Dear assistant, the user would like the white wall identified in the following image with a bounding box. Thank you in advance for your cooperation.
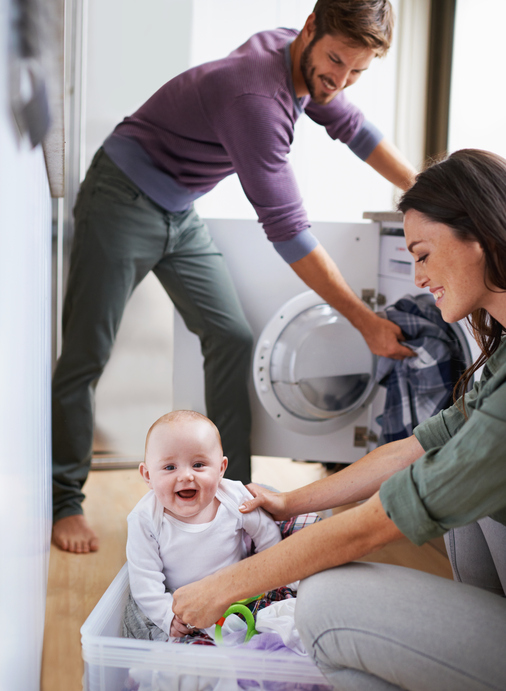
[85,0,194,167]
[85,0,191,454]
[449,0,506,157]
[0,2,52,688]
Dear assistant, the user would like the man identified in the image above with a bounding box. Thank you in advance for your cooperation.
[52,0,416,553]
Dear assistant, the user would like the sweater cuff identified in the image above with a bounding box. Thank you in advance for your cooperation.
[273,228,319,263]
[347,120,384,161]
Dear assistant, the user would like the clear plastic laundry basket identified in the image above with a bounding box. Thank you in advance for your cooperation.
[81,564,332,691]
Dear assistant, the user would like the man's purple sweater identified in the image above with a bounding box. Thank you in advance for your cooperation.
[103,28,383,263]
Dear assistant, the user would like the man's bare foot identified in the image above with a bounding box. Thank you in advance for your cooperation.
[52,514,99,553]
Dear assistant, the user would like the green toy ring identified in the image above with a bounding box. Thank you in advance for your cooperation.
[214,603,259,644]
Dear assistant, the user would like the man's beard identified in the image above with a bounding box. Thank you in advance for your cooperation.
[300,40,319,102]
[300,39,340,106]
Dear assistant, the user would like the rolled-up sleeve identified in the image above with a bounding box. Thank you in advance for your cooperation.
[380,382,506,545]
[414,409,455,451]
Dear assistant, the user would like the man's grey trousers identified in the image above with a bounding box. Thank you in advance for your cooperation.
[52,149,253,521]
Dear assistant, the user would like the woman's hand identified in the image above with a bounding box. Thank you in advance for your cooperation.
[173,493,404,633]
[172,572,230,631]
[239,483,291,521]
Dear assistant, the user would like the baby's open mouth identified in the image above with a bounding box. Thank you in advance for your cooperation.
[177,489,197,499]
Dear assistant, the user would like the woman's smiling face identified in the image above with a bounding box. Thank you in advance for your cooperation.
[404,209,489,323]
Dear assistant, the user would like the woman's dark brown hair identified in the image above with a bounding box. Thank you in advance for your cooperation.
[398,149,506,405]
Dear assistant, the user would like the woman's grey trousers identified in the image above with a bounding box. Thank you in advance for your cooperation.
[296,518,506,690]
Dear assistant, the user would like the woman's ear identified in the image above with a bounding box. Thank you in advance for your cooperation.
[139,462,153,488]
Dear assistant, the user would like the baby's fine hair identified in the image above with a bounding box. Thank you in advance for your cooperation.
[145,410,223,456]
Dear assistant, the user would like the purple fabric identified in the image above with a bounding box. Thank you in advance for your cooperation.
[103,133,202,213]
[240,634,330,690]
[103,28,381,257]
[245,631,294,654]
[348,119,384,161]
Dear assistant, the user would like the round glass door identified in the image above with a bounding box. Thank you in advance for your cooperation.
[269,304,376,421]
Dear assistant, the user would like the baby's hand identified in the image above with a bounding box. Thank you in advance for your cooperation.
[239,483,290,521]
[170,614,192,638]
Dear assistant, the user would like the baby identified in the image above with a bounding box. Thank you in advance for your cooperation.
[124,410,282,639]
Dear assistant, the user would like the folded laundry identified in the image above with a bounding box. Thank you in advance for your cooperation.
[375,294,467,443]
[254,599,306,655]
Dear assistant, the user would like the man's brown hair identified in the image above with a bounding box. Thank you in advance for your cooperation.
[312,0,394,56]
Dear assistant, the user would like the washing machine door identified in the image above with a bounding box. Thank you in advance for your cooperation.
[253,291,378,435]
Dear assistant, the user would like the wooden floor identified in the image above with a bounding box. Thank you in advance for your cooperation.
[41,458,452,691]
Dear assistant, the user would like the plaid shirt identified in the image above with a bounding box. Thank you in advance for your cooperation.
[375,294,468,443]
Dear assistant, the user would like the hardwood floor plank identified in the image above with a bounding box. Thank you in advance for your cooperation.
[41,469,148,691]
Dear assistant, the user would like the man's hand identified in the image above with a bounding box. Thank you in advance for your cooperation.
[173,573,229,631]
[361,313,414,360]
[239,483,290,521]
[289,246,414,361]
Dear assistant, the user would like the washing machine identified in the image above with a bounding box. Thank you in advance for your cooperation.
[173,216,477,463]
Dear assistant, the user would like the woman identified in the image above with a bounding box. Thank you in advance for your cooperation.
[173,149,506,691]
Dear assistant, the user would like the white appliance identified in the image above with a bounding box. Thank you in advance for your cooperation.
[173,217,477,463]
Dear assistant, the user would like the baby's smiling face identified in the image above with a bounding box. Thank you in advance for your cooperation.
[140,418,228,524]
